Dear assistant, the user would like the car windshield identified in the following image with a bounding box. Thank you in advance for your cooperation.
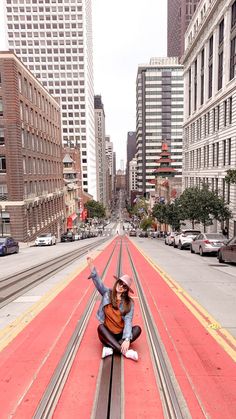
[38,234,51,238]
[206,234,224,240]
[185,231,200,236]
[0,237,6,243]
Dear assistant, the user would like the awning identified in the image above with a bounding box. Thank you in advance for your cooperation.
[67,212,78,228]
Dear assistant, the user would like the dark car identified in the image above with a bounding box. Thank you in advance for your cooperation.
[61,231,75,242]
[0,236,19,256]
[218,236,236,263]
[139,230,148,238]
[129,229,137,237]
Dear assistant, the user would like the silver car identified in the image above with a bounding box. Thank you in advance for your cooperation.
[190,233,226,256]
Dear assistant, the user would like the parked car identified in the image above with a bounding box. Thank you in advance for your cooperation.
[129,229,137,237]
[61,231,75,242]
[191,233,226,256]
[218,236,236,263]
[139,230,148,238]
[174,229,201,250]
[165,232,177,246]
[0,236,19,256]
[35,233,56,246]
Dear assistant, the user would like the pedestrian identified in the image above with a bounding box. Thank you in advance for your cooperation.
[87,257,141,361]
[222,226,228,238]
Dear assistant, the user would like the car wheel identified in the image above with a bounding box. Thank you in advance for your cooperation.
[178,242,183,250]
[199,247,205,257]
[218,251,225,263]
[2,247,7,256]
[173,242,177,248]
[190,246,194,253]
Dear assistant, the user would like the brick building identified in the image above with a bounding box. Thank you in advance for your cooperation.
[0,51,65,242]
[168,0,200,58]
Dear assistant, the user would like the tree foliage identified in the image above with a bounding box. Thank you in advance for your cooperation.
[132,198,148,219]
[152,185,232,232]
[84,200,106,219]
[225,169,236,184]
[140,217,154,231]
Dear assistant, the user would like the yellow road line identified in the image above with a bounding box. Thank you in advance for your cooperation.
[132,241,236,362]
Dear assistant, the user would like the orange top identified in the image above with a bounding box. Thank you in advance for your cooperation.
[104,303,124,334]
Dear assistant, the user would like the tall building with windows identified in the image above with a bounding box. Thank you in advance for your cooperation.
[0,51,65,242]
[3,0,96,198]
[136,57,183,196]
[94,95,107,207]
[182,0,236,236]
[168,0,200,58]
[126,131,136,195]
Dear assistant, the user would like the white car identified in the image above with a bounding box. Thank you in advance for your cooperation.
[174,229,201,250]
[35,233,56,246]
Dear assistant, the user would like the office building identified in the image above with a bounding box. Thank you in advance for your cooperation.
[3,0,96,198]
[94,95,107,207]
[168,0,200,58]
[136,57,184,196]
[182,0,236,236]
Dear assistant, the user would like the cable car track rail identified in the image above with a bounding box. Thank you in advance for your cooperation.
[0,237,109,309]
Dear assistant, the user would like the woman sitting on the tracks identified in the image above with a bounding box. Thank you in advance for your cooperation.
[87,257,141,361]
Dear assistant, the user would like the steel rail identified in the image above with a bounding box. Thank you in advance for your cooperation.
[93,236,123,419]
[127,244,188,419]
[33,240,118,419]
[0,237,109,309]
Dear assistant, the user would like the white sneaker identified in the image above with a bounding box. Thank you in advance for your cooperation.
[102,347,113,358]
[124,349,138,361]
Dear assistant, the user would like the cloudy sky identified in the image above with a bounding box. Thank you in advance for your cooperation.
[93,0,167,169]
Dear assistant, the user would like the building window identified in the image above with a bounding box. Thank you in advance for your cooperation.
[0,156,6,172]
[229,97,233,124]
[224,100,227,126]
[228,138,231,165]
[230,36,236,80]
[218,52,223,90]
[223,139,226,165]
[0,98,3,116]
[0,128,4,145]
[231,1,236,29]
[217,105,220,130]
[200,48,204,105]
[194,59,197,111]
[188,68,191,116]
[208,35,213,98]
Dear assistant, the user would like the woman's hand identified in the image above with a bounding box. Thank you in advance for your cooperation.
[87,256,95,271]
[121,339,130,355]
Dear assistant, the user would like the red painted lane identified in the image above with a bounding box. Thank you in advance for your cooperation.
[53,240,120,418]
[0,239,118,418]
[121,239,164,418]
[127,239,236,419]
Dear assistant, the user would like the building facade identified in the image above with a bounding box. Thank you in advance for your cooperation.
[136,57,184,196]
[126,131,136,196]
[129,157,137,196]
[168,0,200,58]
[3,0,96,198]
[182,0,236,236]
[0,52,64,242]
[62,147,82,231]
[94,95,107,207]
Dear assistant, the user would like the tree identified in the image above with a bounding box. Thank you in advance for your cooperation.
[165,200,183,231]
[132,198,148,220]
[152,203,168,225]
[84,200,106,219]
[140,217,153,231]
[225,169,236,184]
[178,185,232,231]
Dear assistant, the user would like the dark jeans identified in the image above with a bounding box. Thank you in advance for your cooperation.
[97,324,142,353]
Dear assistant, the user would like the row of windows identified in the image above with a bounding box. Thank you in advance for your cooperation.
[23,156,61,176]
[188,2,236,115]
[23,179,63,200]
[7,6,82,13]
[185,139,231,170]
[185,96,233,143]
[21,130,61,158]
[20,102,60,140]
[9,39,83,47]
[18,73,59,122]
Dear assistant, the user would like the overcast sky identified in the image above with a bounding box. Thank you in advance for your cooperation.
[92,0,167,169]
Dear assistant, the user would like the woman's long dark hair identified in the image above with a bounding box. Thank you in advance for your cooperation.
[110,280,133,315]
